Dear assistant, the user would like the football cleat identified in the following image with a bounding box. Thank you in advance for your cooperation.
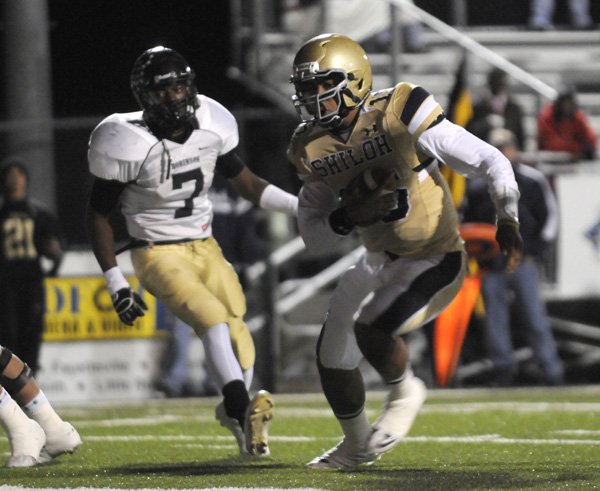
[5,418,46,468]
[37,421,82,463]
[215,401,247,455]
[367,375,427,456]
[244,390,274,456]
[307,438,379,469]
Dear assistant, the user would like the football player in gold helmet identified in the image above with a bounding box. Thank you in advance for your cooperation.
[288,33,523,468]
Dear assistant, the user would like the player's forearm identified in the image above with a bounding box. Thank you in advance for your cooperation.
[86,208,118,272]
[297,182,346,253]
[231,166,298,215]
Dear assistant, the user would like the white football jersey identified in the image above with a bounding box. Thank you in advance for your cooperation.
[88,95,238,241]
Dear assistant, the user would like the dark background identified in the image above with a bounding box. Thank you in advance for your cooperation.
[4,1,599,247]
[47,1,600,118]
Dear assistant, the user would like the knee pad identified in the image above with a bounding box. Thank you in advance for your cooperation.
[0,363,33,395]
[316,320,362,370]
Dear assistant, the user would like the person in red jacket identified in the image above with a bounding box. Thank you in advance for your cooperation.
[537,90,597,161]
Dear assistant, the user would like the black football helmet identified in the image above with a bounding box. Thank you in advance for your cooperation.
[130,46,199,132]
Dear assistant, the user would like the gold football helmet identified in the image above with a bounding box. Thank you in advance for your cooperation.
[290,33,372,127]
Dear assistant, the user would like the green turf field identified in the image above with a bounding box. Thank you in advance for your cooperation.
[1,386,600,490]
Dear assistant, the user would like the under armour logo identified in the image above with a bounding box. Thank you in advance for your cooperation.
[362,123,378,137]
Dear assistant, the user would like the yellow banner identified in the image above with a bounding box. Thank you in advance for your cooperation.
[43,276,157,341]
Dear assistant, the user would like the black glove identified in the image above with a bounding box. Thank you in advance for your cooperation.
[111,288,148,325]
[496,219,524,272]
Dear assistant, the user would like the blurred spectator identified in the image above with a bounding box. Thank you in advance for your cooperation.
[537,89,597,161]
[462,129,564,386]
[368,0,426,53]
[529,0,594,30]
[467,68,526,151]
[154,174,266,398]
[0,158,64,375]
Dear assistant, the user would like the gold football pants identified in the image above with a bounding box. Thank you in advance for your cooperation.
[131,237,255,370]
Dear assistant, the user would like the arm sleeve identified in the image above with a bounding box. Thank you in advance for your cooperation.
[215,150,245,178]
[417,119,520,222]
[88,178,127,215]
[297,179,346,253]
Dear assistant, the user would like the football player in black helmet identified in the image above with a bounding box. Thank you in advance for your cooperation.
[87,45,299,457]
[130,46,199,142]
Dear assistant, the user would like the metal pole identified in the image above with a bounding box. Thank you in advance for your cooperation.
[3,0,55,211]
[451,0,468,27]
[230,0,242,70]
[251,0,266,79]
[389,4,402,86]
[319,0,328,34]
[262,255,279,392]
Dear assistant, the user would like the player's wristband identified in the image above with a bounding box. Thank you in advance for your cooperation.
[329,207,354,236]
[259,184,298,216]
[103,266,130,296]
[497,218,520,229]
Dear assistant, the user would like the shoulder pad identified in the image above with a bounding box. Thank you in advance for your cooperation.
[196,95,239,154]
[368,87,395,106]
[391,83,442,135]
[88,113,155,182]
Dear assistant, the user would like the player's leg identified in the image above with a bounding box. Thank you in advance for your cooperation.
[131,239,272,456]
[307,255,379,469]
[0,346,81,465]
[0,383,45,467]
[357,251,466,456]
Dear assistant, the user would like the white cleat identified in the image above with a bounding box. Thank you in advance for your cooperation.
[244,390,274,456]
[215,401,248,455]
[6,418,46,468]
[367,375,427,456]
[37,421,82,463]
[307,438,379,469]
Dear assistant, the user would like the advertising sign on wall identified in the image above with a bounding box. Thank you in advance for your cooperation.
[36,276,167,403]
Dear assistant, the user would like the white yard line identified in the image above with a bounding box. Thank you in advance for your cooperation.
[73,401,600,428]
[0,487,325,491]
[80,433,600,446]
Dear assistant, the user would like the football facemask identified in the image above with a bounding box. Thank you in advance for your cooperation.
[291,70,349,127]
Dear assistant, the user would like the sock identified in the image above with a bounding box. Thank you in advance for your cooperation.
[222,380,250,429]
[243,367,254,391]
[338,407,371,446]
[202,323,244,390]
[0,388,10,410]
[388,367,414,400]
[22,390,63,433]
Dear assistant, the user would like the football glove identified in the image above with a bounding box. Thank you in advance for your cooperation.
[340,170,398,227]
[111,288,148,325]
[495,219,524,272]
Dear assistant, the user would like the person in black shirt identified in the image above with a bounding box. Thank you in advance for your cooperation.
[0,158,63,375]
